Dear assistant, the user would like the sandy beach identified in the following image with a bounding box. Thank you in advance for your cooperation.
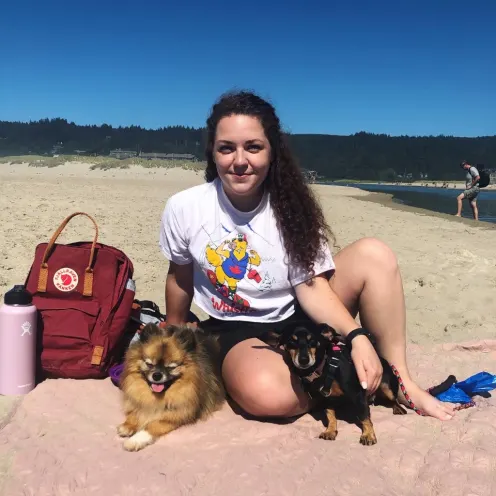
[0,162,495,495]
[1,161,494,344]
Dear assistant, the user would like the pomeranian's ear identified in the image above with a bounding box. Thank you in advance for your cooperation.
[317,323,337,340]
[173,326,198,353]
[140,323,163,343]
[262,331,282,348]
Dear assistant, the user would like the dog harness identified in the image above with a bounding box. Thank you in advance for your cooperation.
[300,328,375,398]
[301,339,345,398]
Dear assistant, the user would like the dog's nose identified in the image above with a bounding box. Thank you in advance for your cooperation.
[152,372,164,382]
[299,354,310,366]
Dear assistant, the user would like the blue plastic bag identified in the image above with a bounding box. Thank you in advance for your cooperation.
[436,372,496,404]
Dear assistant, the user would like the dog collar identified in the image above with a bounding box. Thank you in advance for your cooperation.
[303,358,327,384]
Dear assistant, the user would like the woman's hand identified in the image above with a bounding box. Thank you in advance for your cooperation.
[350,335,383,395]
[295,275,384,394]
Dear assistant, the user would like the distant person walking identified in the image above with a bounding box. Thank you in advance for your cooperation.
[456,160,480,220]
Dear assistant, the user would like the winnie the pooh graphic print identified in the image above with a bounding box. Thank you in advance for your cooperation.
[205,232,263,308]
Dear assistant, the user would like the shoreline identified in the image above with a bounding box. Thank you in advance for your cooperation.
[351,189,496,230]
[324,180,496,191]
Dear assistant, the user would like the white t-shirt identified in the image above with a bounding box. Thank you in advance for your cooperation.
[159,178,335,322]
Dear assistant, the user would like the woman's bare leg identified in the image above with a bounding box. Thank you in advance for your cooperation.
[222,338,311,418]
[221,237,455,420]
[329,237,455,420]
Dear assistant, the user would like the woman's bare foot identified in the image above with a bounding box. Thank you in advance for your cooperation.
[399,380,456,420]
[455,213,461,217]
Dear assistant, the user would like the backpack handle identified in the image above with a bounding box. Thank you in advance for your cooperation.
[37,212,99,296]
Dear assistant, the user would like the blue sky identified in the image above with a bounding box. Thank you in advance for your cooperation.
[0,0,494,136]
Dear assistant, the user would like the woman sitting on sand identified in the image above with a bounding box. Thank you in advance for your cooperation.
[159,91,455,421]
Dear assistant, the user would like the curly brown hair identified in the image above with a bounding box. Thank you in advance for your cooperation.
[205,91,335,279]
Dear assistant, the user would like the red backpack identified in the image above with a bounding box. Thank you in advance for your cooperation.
[25,212,135,380]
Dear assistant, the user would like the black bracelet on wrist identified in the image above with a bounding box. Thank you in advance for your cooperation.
[345,328,375,350]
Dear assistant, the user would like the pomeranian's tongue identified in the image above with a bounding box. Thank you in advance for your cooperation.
[151,383,165,393]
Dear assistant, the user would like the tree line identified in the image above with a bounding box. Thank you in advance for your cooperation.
[0,118,494,180]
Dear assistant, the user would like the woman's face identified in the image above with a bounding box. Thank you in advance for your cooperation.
[213,114,271,209]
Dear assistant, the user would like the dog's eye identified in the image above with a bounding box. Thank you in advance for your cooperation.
[166,363,178,370]
[144,358,154,368]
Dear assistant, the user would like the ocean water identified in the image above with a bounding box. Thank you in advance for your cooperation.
[325,183,496,224]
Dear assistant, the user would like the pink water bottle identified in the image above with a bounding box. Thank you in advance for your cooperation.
[0,285,37,395]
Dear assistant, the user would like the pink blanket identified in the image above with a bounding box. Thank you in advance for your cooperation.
[1,341,495,496]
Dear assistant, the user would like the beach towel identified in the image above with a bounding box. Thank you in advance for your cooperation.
[0,339,495,495]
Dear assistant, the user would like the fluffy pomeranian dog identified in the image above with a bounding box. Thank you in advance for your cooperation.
[117,323,225,451]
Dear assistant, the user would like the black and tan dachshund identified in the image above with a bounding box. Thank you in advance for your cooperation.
[264,321,407,445]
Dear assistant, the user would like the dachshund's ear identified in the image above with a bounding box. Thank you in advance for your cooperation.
[262,331,282,348]
[140,323,164,343]
[317,323,338,340]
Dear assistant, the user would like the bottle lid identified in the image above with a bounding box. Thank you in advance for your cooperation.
[4,285,33,306]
